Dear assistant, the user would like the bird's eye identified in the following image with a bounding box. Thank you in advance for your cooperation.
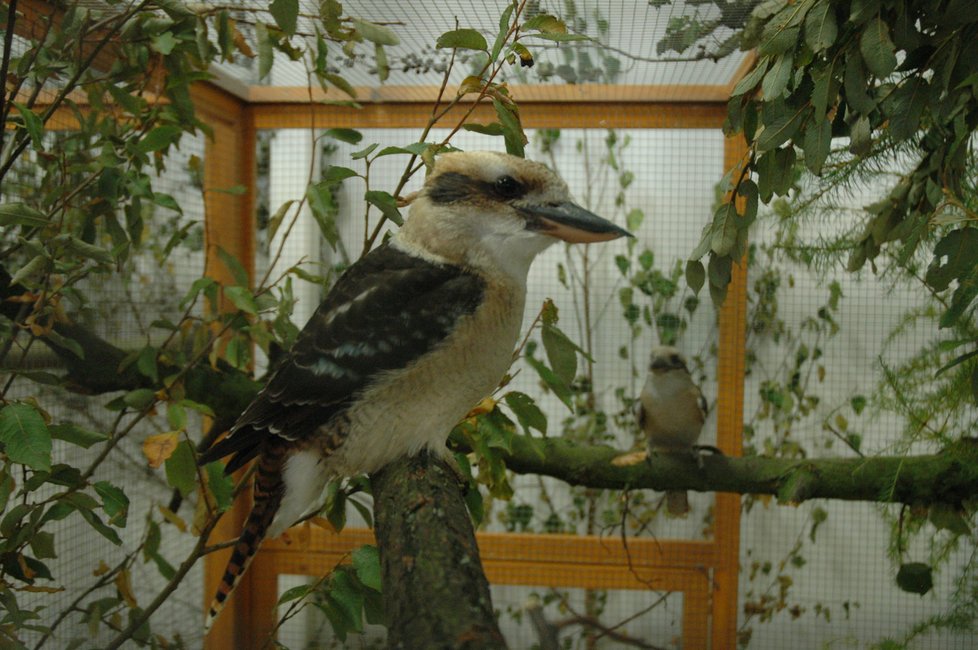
[494,175,522,198]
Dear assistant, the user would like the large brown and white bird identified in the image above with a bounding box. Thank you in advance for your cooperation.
[637,345,708,516]
[198,150,630,629]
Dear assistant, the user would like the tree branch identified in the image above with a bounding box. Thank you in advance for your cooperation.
[372,452,507,649]
[497,433,978,507]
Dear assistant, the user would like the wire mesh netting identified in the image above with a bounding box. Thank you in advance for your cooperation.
[3,1,978,649]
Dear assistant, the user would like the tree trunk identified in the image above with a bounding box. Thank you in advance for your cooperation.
[372,451,507,650]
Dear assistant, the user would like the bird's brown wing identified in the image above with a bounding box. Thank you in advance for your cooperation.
[198,242,485,472]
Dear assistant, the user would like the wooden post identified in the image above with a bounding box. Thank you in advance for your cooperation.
[712,133,750,648]
[191,82,257,650]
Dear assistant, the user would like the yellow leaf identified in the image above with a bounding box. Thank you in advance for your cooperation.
[115,568,138,608]
[310,516,337,533]
[293,521,312,551]
[457,75,485,96]
[93,560,111,576]
[18,585,64,593]
[192,484,215,536]
[158,505,187,532]
[465,396,496,420]
[142,432,180,468]
[611,450,648,467]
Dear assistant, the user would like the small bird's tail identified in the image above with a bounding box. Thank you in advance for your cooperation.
[204,448,286,632]
[666,490,690,517]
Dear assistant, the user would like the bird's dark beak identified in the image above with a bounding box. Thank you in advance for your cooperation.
[517,201,633,244]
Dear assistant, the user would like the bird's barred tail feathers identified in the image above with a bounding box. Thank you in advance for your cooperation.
[204,445,286,632]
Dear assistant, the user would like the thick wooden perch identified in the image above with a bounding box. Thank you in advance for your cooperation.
[372,452,507,649]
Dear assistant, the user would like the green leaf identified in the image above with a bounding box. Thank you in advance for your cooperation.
[503,391,547,435]
[929,503,971,536]
[0,470,15,513]
[136,346,159,383]
[859,18,897,78]
[436,28,488,51]
[49,423,108,449]
[802,118,832,175]
[972,366,978,406]
[204,462,234,512]
[12,102,43,150]
[328,570,365,634]
[256,22,273,80]
[123,388,156,411]
[137,125,182,153]
[77,506,122,545]
[350,143,379,160]
[492,99,525,157]
[925,229,978,291]
[686,259,706,294]
[761,53,793,99]
[525,354,573,410]
[758,7,802,57]
[374,43,389,82]
[491,3,515,60]
[811,62,836,120]
[364,190,403,226]
[352,545,381,591]
[217,246,250,288]
[804,2,837,52]
[731,59,769,97]
[224,286,259,315]
[708,253,732,305]
[60,235,114,265]
[151,32,178,55]
[896,562,933,595]
[10,254,48,287]
[324,480,346,532]
[324,128,363,144]
[30,531,56,559]
[756,101,806,152]
[94,481,129,527]
[710,203,739,256]
[0,403,52,472]
[523,14,567,33]
[461,122,505,136]
[164,440,196,498]
[886,77,928,142]
[270,0,298,35]
[0,203,48,228]
[541,323,580,384]
[307,181,340,247]
[278,584,314,605]
[322,166,359,184]
[352,18,399,45]
[844,51,876,114]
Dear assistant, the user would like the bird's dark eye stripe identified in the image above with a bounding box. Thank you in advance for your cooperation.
[427,171,529,204]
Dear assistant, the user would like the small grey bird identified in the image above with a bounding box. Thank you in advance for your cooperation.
[198,150,630,629]
[637,345,707,516]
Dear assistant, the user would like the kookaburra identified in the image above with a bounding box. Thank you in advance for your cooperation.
[199,150,630,629]
[638,345,707,516]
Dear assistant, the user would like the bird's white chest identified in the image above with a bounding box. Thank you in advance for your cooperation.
[322,281,525,476]
[641,378,703,450]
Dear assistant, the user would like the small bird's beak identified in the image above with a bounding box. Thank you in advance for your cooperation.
[517,201,633,244]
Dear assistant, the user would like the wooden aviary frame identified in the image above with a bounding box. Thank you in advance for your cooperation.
[195,73,753,650]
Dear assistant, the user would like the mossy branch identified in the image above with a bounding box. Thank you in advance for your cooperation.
[498,434,978,507]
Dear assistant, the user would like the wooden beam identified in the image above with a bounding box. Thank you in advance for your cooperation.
[711,132,750,650]
[244,82,736,105]
[249,101,727,131]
